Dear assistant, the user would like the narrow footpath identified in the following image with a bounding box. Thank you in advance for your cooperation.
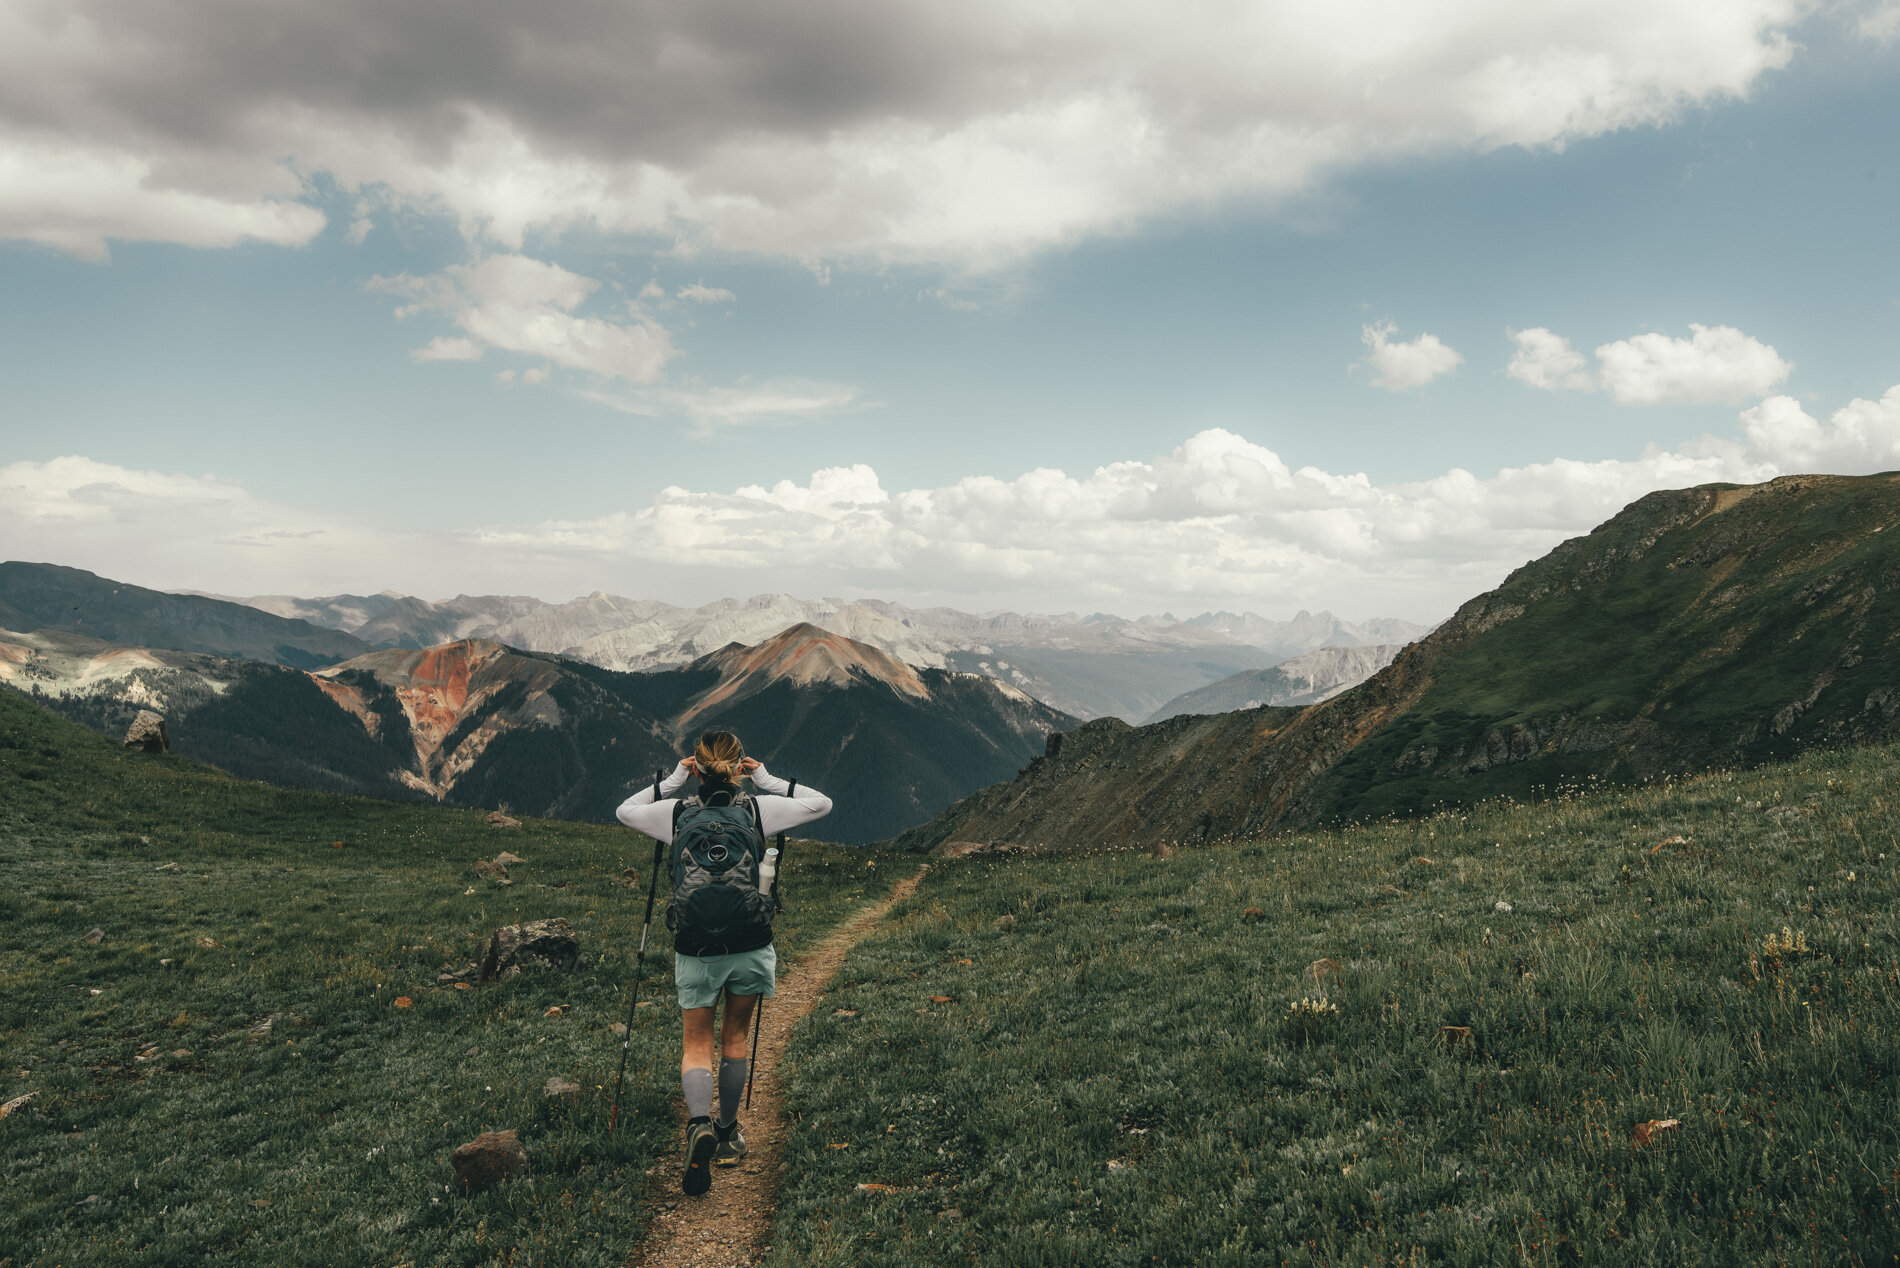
[626,867,927,1268]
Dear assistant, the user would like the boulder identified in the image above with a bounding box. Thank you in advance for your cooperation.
[478,918,581,983]
[473,859,511,884]
[487,812,522,829]
[451,1129,529,1192]
[494,851,525,866]
[80,927,104,944]
[122,711,169,754]
[543,1076,581,1099]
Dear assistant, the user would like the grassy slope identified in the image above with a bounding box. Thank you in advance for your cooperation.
[1313,476,1900,823]
[768,747,1900,1266]
[0,690,890,1267]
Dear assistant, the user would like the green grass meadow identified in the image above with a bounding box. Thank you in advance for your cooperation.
[767,752,1900,1266]
[0,690,890,1267]
[12,684,1900,1267]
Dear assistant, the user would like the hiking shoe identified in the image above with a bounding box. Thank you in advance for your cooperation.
[682,1119,718,1196]
[714,1119,748,1166]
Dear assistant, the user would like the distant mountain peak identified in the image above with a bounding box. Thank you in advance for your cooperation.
[679,622,931,732]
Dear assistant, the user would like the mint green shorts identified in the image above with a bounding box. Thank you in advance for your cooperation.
[673,945,776,1011]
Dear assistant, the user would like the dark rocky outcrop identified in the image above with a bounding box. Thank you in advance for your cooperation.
[451,1129,529,1192]
[122,710,168,753]
[478,918,581,982]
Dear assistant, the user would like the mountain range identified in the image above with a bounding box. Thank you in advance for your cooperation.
[896,472,1900,853]
[1142,643,1406,724]
[215,587,1429,721]
[2,619,1074,844]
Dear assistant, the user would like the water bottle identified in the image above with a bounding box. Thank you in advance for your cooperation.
[759,847,779,894]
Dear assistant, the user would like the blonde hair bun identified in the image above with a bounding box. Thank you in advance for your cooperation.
[694,730,745,781]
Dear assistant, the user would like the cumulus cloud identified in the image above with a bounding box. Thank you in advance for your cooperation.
[0,0,1807,266]
[1505,327,1594,391]
[461,388,1900,613]
[1359,322,1463,392]
[1595,324,1793,405]
[1506,323,1792,404]
[472,389,1900,613]
[373,254,675,383]
[15,386,1900,614]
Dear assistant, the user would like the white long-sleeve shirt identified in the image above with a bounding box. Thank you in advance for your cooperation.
[615,761,833,843]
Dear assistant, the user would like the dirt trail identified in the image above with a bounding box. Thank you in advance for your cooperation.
[627,867,927,1268]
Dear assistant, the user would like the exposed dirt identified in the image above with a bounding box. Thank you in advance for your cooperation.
[626,868,927,1268]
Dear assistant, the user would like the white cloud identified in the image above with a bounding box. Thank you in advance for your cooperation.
[0,455,444,594]
[0,136,324,262]
[465,384,1900,614]
[1359,322,1464,392]
[578,378,862,433]
[1507,323,1793,404]
[15,385,1900,615]
[677,283,736,305]
[1594,323,1792,405]
[1741,386,1900,470]
[1505,327,1594,391]
[1860,1,1900,44]
[373,254,676,384]
[0,0,1807,267]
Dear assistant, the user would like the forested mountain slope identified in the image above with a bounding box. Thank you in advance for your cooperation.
[6,622,1074,843]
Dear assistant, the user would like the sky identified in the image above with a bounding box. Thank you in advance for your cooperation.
[2,0,1898,623]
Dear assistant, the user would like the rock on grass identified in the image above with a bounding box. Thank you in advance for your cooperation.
[451,1129,530,1192]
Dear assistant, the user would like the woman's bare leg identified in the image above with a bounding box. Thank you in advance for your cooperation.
[681,1006,717,1075]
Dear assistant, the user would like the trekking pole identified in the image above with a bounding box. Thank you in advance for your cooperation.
[609,772,668,1136]
[746,780,793,1112]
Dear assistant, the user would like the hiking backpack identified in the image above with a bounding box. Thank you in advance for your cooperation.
[665,790,774,945]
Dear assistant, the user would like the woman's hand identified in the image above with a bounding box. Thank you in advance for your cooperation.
[739,757,761,775]
[680,756,699,775]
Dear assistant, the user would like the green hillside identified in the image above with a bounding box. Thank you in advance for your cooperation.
[1313,474,1900,823]
[769,746,1900,1265]
[0,689,884,1267]
[899,473,1900,854]
[0,561,370,669]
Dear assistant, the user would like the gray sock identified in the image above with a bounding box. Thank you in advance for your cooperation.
[683,1067,714,1121]
[716,1057,748,1126]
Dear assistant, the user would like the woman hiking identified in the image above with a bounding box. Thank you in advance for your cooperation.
[616,730,833,1196]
